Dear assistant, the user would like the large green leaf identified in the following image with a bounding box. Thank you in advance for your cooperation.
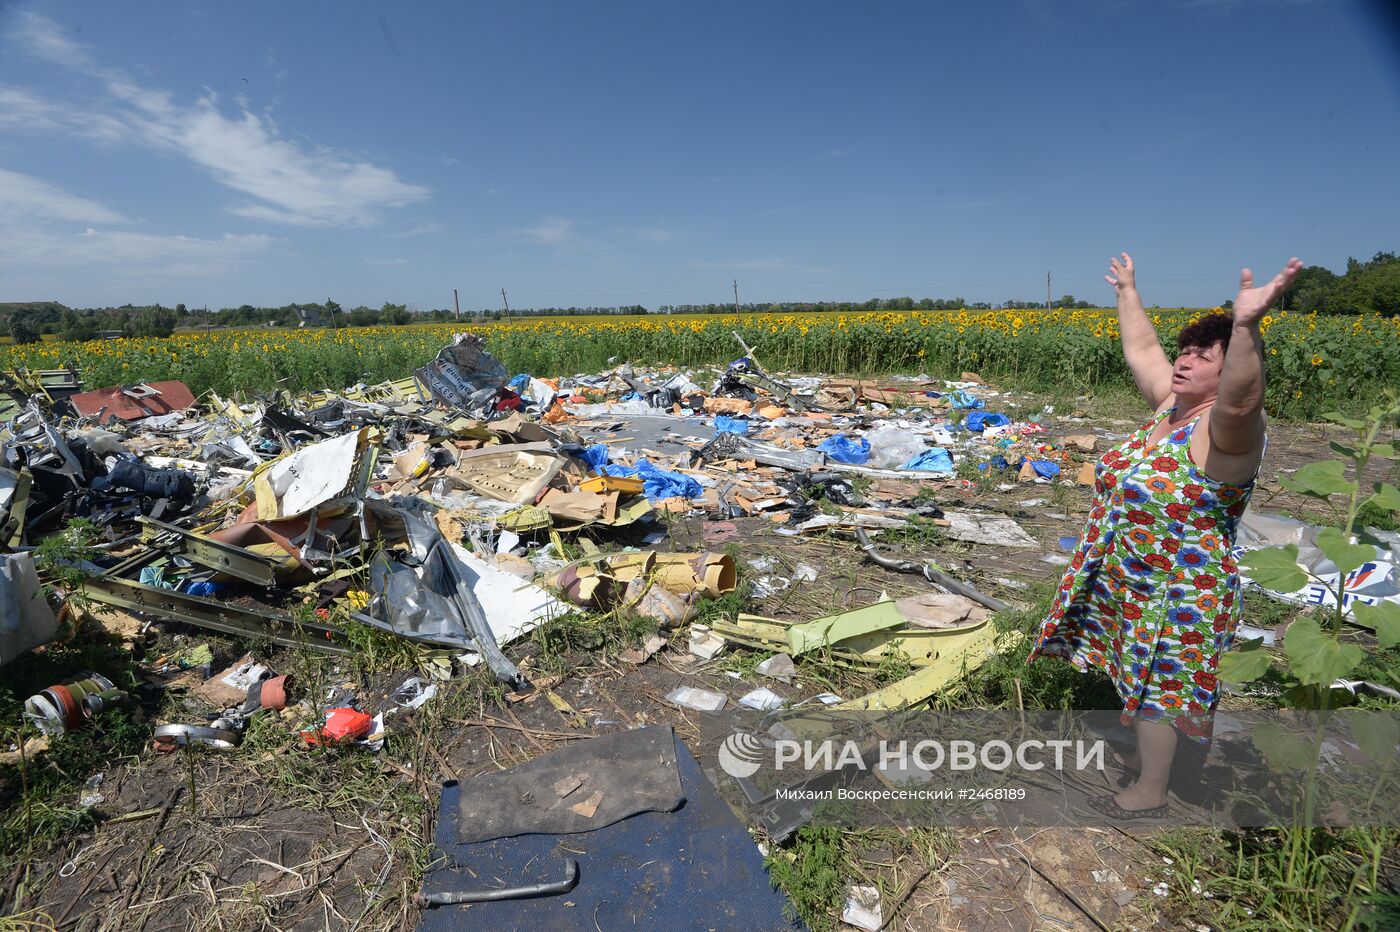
[1353,601,1400,650]
[1347,711,1400,765]
[1252,722,1316,772]
[1368,482,1400,512]
[1219,638,1272,684]
[1321,412,1366,430]
[1281,460,1357,499]
[1314,527,1377,577]
[1240,544,1308,592]
[1369,442,1396,459]
[1284,617,1363,687]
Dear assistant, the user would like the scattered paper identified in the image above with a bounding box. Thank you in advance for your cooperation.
[842,885,883,931]
[738,687,786,710]
[665,686,727,712]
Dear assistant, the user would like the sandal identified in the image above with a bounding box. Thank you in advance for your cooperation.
[1076,793,1168,823]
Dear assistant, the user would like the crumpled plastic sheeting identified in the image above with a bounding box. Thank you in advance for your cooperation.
[363,499,526,688]
[818,433,871,465]
[0,553,59,668]
[584,444,703,501]
[902,448,955,473]
[582,443,612,472]
[602,460,704,502]
[948,390,985,409]
[965,411,1010,433]
[713,416,750,435]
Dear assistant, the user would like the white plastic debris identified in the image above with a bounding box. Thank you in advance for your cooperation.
[79,772,105,809]
[664,686,727,712]
[738,687,786,711]
[688,624,726,660]
[1152,881,1170,897]
[841,885,883,931]
[755,653,796,683]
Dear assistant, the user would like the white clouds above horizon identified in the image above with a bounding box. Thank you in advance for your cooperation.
[3,13,429,228]
[0,227,273,276]
[0,167,128,224]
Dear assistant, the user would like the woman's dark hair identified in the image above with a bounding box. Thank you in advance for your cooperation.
[1176,313,1234,352]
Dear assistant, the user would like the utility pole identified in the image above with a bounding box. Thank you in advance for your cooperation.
[500,288,510,320]
[204,304,210,337]
[453,288,460,321]
[1046,272,1052,310]
[732,279,740,315]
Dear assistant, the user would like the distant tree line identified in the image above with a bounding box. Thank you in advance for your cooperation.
[1277,252,1400,315]
[3,252,1394,344]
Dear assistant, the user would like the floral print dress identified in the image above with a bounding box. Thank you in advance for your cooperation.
[1028,407,1257,742]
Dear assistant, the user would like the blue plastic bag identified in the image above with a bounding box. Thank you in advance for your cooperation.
[598,459,702,501]
[638,460,703,501]
[1023,459,1061,479]
[964,411,1010,432]
[948,391,984,410]
[978,455,1013,472]
[713,416,749,436]
[508,373,531,392]
[818,433,871,465]
[902,448,954,473]
[581,444,611,472]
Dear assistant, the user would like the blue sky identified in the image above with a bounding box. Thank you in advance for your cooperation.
[1,1,1397,311]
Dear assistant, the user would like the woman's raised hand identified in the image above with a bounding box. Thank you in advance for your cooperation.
[1232,258,1304,327]
[1105,253,1136,294]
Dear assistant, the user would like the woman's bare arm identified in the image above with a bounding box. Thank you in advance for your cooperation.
[1106,253,1174,409]
[1209,259,1303,454]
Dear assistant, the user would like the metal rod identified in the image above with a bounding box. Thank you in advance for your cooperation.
[854,529,1010,613]
[415,858,579,907]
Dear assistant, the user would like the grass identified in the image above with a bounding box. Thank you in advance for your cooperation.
[0,638,151,874]
[765,825,955,931]
[1152,826,1400,931]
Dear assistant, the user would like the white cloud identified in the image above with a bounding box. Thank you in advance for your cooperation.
[512,216,576,246]
[0,85,131,144]
[0,227,273,276]
[4,13,429,227]
[0,167,128,223]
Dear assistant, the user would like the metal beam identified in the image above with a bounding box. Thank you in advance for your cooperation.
[137,516,286,586]
[81,573,353,655]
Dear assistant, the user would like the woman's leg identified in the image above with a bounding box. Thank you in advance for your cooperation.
[1115,718,1177,810]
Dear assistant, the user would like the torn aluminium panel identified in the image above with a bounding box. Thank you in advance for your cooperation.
[1236,510,1400,621]
[413,333,509,413]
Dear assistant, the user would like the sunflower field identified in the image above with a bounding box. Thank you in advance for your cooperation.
[3,308,1396,419]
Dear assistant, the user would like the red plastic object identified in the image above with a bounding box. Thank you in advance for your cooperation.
[301,707,373,745]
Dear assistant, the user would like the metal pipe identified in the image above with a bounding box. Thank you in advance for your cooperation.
[414,858,579,907]
[854,529,1010,613]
